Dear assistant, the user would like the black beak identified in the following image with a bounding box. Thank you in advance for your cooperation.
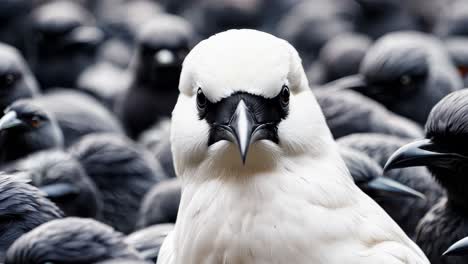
[40,183,80,199]
[365,177,425,199]
[383,139,468,172]
[323,74,368,93]
[443,237,468,256]
[0,111,23,130]
[210,100,278,164]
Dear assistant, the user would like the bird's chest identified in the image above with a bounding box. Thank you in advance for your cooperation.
[174,177,360,264]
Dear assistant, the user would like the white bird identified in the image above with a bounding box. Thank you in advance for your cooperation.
[158,29,429,264]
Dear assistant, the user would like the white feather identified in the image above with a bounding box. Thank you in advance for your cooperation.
[159,29,429,264]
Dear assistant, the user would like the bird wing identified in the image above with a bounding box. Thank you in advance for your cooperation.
[353,191,430,264]
[156,230,175,264]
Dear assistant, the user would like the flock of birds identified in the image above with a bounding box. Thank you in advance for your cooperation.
[1,0,468,263]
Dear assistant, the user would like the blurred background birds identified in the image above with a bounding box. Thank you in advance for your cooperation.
[0,0,465,263]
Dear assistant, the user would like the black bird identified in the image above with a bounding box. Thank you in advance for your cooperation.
[326,31,463,125]
[0,43,39,113]
[116,14,194,138]
[0,175,63,261]
[28,0,104,89]
[116,15,194,138]
[314,89,424,139]
[139,119,176,178]
[35,90,124,146]
[5,217,143,264]
[353,0,422,39]
[0,89,123,159]
[0,0,34,53]
[11,150,102,218]
[185,0,263,38]
[384,89,468,263]
[308,33,372,84]
[338,133,444,237]
[0,100,63,165]
[339,146,427,235]
[137,178,181,228]
[69,133,166,233]
[276,0,359,66]
[125,223,174,263]
[339,146,424,200]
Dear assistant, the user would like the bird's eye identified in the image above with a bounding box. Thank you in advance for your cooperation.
[3,73,16,87]
[30,116,41,128]
[280,85,290,108]
[197,88,207,111]
[400,75,412,86]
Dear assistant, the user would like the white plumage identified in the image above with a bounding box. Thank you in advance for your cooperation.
[158,29,429,264]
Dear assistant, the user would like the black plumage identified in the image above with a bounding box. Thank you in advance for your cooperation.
[137,178,181,228]
[0,100,64,165]
[327,31,463,125]
[0,90,123,163]
[338,133,444,237]
[27,0,104,89]
[5,217,142,264]
[93,0,163,45]
[315,89,424,139]
[308,33,372,84]
[77,60,130,110]
[116,14,194,138]
[0,175,63,262]
[11,150,102,218]
[276,0,358,66]
[0,43,39,113]
[340,147,425,228]
[0,0,34,53]
[139,119,176,179]
[69,133,166,233]
[339,146,422,199]
[354,0,422,39]
[387,89,468,264]
[433,1,468,38]
[185,0,264,38]
[125,223,174,263]
[35,90,124,146]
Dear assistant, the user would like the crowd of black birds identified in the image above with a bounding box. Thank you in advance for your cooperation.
[1,0,468,263]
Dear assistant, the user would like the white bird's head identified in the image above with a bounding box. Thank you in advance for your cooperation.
[171,29,337,179]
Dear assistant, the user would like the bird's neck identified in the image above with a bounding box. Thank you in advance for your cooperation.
[179,150,355,208]
[432,168,468,211]
[0,130,62,164]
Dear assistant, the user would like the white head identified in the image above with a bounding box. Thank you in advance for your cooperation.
[171,29,338,181]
